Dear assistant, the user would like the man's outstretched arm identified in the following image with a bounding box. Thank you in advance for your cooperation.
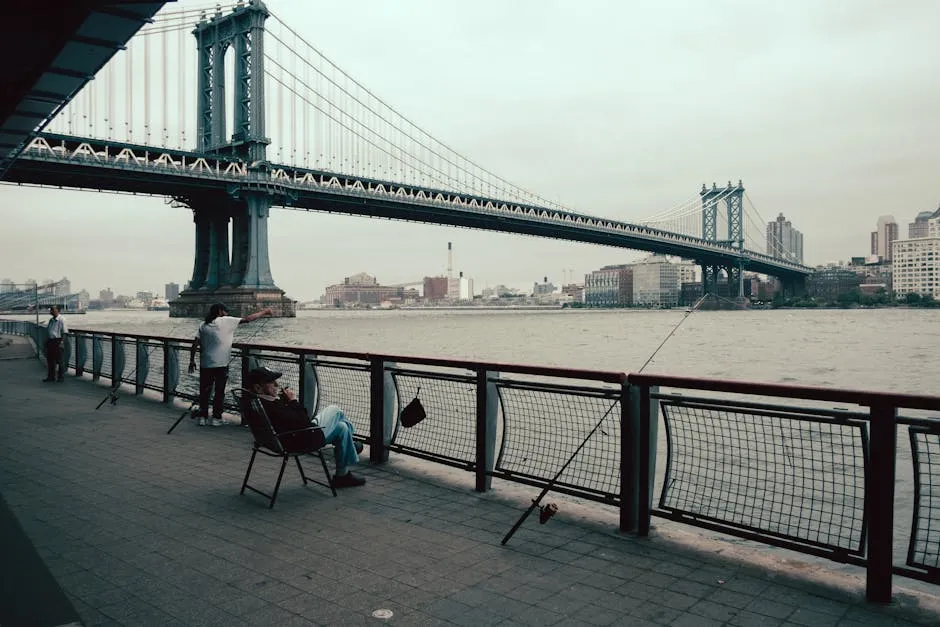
[239,307,274,324]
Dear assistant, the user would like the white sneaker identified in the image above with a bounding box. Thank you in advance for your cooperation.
[211,418,225,427]
[197,418,208,426]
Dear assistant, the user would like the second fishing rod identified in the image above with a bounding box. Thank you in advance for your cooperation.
[501,293,709,546]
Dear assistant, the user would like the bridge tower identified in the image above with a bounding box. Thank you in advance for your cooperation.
[171,0,295,318]
[698,180,746,303]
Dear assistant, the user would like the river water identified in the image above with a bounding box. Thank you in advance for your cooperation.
[13,307,940,587]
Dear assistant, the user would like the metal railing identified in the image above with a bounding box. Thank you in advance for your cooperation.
[2,318,938,603]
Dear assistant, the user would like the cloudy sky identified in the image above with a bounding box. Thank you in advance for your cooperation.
[2,0,938,301]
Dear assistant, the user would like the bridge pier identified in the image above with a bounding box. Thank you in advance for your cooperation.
[171,193,295,319]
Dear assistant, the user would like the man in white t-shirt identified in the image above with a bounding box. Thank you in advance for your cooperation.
[42,305,68,383]
[188,302,272,426]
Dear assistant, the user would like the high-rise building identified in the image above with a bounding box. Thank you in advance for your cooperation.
[908,204,940,239]
[165,282,180,300]
[893,215,940,299]
[870,215,899,262]
[766,213,804,264]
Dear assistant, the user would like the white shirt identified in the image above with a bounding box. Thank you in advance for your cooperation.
[196,315,242,368]
[46,315,68,339]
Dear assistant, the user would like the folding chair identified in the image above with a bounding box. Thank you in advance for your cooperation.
[232,389,337,508]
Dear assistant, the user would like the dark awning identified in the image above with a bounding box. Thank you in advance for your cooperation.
[0,1,168,179]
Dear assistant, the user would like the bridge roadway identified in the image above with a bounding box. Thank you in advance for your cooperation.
[8,134,812,279]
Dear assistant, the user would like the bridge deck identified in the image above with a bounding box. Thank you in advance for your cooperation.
[0,335,936,627]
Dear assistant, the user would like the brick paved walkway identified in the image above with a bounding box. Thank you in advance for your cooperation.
[1,334,939,626]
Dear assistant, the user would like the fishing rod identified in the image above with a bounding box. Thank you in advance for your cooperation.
[166,316,271,434]
[501,293,709,546]
[95,320,193,410]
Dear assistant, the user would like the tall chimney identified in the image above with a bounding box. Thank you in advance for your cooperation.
[447,242,453,279]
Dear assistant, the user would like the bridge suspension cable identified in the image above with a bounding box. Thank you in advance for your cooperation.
[263,14,573,210]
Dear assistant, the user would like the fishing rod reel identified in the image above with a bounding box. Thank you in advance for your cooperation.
[537,501,558,524]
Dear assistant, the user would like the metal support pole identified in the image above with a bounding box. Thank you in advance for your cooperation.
[369,358,388,463]
[619,382,634,533]
[638,384,653,536]
[474,370,498,493]
[34,285,38,326]
[866,402,897,603]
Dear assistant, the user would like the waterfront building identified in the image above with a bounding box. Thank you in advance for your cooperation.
[423,276,447,301]
[532,277,556,296]
[561,283,584,303]
[870,215,899,262]
[632,255,680,307]
[0,279,12,293]
[766,213,804,264]
[584,265,632,306]
[847,257,893,293]
[893,236,940,300]
[323,273,405,307]
[807,266,862,302]
[446,272,474,301]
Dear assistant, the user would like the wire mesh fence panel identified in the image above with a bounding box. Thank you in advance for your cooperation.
[660,401,867,554]
[99,336,113,380]
[313,362,371,437]
[119,339,137,384]
[496,383,621,499]
[908,426,940,575]
[176,347,201,401]
[392,372,477,466]
[142,343,166,391]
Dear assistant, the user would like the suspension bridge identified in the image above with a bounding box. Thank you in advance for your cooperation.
[0,1,811,317]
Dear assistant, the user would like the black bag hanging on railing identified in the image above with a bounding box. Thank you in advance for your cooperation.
[399,387,427,428]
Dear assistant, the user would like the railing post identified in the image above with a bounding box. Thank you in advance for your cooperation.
[620,382,634,532]
[621,382,659,535]
[866,402,897,603]
[369,357,389,463]
[475,370,498,492]
[75,333,86,377]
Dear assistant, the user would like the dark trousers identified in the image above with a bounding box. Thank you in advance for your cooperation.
[198,367,228,419]
[44,339,63,380]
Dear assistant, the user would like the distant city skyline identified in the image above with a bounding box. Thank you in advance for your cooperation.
[2,1,938,302]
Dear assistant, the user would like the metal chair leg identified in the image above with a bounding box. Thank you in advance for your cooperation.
[269,456,290,509]
[241,448,259,495]
[295,456,309,485]
[318,451,337,497]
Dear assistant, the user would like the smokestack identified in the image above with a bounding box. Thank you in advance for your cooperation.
[544,276,547,283]
[459,271,463,278]
[447,242,453,279]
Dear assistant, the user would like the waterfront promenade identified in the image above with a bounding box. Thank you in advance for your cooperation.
[1,335,939,626]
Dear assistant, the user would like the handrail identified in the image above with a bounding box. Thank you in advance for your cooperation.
[628,372,940,411]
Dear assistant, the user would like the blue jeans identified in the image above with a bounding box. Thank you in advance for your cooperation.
[314,405,359,473]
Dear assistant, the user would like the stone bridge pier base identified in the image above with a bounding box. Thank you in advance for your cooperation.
[170,191,296,318]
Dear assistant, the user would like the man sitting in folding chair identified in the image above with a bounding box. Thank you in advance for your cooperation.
[245,366,366,488]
